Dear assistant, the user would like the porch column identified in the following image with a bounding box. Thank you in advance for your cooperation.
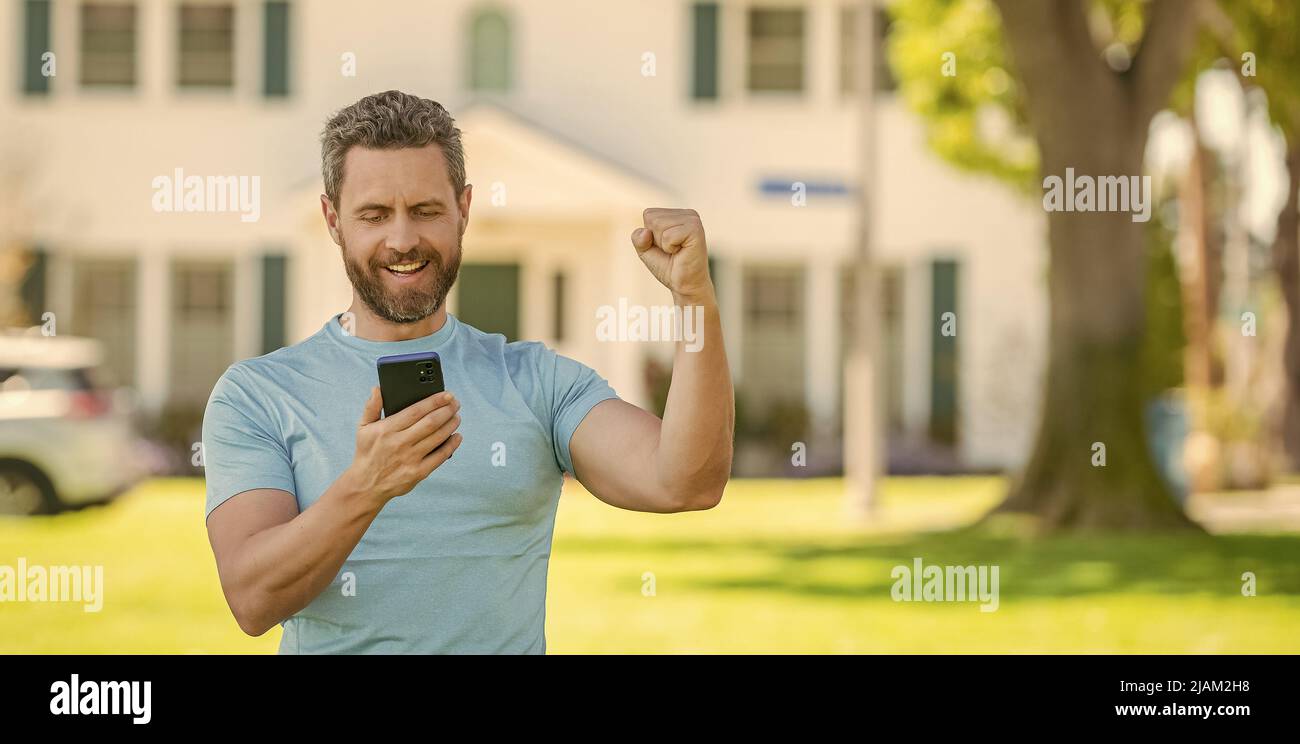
[805,257,840,455]
[136,252,170,412]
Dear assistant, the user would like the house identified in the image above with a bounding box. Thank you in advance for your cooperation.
[2,0,1047,474]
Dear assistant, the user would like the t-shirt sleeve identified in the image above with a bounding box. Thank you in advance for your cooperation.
[201,365,297,520]
[549,353,621,477]
[509,342,620,477]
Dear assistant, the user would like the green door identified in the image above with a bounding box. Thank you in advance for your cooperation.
[457,263,520,341]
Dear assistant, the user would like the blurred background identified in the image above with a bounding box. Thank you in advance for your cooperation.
[2,0,1299,653]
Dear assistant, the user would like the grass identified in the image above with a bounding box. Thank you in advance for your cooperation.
[1,476,1298,653]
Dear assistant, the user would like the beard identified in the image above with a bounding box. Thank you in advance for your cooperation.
[340,232,461,324]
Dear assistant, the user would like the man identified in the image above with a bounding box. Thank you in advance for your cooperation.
[202,90,734,653]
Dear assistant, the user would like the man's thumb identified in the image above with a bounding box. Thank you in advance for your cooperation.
[359,386,383,425]
[631,227,653,252]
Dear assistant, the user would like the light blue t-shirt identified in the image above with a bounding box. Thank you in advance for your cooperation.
[201,313,620,654]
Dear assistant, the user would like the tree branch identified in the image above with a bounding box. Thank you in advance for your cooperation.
[992,0,1111,138]
[1131,0,1206,125]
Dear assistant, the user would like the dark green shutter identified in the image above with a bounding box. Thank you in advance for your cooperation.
[929,259,959,444]
[20,246,47,324]
[261,254,287,353]
[458,264,520,342]
[552,271,566,342]
[23,0,51,95]
[263,1,290,97]
[691,3,719,100]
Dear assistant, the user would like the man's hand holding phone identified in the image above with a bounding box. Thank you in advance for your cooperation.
[343,386,462,510]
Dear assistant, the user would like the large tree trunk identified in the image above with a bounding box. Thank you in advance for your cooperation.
[1273,145,1300,467]
[997,134,1196,529]
[988,0,1203,531]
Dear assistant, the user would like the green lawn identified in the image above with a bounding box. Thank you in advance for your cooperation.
[2,476,1298,653]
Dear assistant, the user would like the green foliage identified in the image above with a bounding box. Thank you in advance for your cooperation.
[887,0,1038,192]
[1219,0,1300,142]
[1141,215,1186,399]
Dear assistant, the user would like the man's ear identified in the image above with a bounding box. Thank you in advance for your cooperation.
[320,194,342,247]
[458,184,473,235]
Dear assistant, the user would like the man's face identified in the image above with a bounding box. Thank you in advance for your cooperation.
[323,144,472,324]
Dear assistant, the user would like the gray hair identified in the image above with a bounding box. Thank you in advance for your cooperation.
[320,90,466,207]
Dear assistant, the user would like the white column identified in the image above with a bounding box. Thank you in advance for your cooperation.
[804,257,839,444]
[605,219,647,409]
[236,0,261,100]
[140,0,169,101]
[136,251,170,412]
[808,0,839,104]
[50,0,78,99]
[47,251,75,331]
[522,247,550,343]
[714,254,744,381]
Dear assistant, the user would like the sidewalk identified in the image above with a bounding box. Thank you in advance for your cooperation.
[1188,485,1300,533]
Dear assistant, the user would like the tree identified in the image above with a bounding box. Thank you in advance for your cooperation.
[890,0,1206,529]
[1212,1,1300,470]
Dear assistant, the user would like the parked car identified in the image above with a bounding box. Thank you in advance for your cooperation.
[0,330,144,515]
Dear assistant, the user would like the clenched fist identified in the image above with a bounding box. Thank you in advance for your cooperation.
[631,208,715,303]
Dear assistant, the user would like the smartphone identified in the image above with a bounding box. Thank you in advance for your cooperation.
[376,351,445,417]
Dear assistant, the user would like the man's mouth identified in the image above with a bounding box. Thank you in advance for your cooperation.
[383,260,430,277]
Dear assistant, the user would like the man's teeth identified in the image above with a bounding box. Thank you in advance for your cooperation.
[386,260,428,274]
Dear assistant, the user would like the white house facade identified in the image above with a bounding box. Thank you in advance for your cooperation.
[2,0,1047,473]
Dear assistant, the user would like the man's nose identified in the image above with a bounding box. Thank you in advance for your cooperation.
[384,212,420,254]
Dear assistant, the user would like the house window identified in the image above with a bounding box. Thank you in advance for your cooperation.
[741,265,806,419]
[171,260,234,406]
[178,3,235,88]
[745,266,802,327]
[468,8,512,92]
[71,257,137,388]
[80,3,137,88]
[880,265,905,432]
[746,7,804,93]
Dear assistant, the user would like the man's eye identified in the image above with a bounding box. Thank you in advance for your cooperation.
[416,210,439,219]
[362,214,384,224]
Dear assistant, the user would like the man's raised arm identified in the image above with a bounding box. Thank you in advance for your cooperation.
[569,208,734,513]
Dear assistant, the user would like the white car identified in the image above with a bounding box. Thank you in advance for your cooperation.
[0,331,144,515]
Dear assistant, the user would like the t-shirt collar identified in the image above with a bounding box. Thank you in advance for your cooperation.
[325,311,460,357]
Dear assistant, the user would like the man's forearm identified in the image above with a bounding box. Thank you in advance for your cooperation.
[223,472,379,635]
[655,287,734,504]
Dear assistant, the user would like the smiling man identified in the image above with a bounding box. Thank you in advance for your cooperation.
[201,90,734,654]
